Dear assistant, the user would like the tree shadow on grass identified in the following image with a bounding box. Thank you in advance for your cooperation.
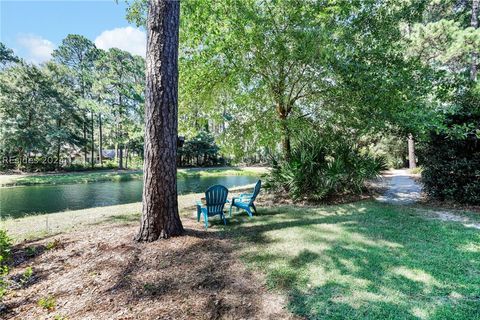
[225,201,480,319]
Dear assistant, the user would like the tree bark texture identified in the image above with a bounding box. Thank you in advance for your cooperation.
[91,111,95,168]
[280,116,291,160]
[119,146,123,169]
[408,133,417,169]
[83,117,87,164]
[118,95,124,169]
[57,119,61,171]
[136,0,184,242]
[98,113,103,167]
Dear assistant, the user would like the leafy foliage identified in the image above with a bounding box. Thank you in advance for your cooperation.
[361,133,408,169]
[0,42,19,67]
[267,131,386,201]
[0,230,12,300]
[38,295,56,310]
[422,99,480,205]
[178,131,225,167]
[411,0,480,205]
[170,0,429,160]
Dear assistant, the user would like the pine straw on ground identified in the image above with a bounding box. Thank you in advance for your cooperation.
[3,218,295,320]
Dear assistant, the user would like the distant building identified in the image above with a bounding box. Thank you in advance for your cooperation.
[100,149,116,160]
[67,149,117,164]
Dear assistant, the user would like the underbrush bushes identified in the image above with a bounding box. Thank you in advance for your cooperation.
[0,230,12,300]
[267,132,386,201]
[422,103,480,205]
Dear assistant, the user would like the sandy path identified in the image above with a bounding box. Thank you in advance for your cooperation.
[375,170,480,229]
[375,169,422,205]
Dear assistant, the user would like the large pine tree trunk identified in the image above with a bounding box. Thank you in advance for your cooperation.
[408,133,417,169]
[136,0,184,241]
[83,117,88,164]
[472,0,479,81]
[57,118,62,171]
[125,147,128,169]
[119,145,124,169]
[114,143,118,165]
[91,111,95,168]
[98,113,103,167]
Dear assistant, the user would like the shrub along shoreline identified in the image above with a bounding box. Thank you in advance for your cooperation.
[0,167,268,187]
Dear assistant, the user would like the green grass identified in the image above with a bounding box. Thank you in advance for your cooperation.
[225,201,480,320]
[177,167,266,178]
[13,170,143,186]
[2,167,267,186]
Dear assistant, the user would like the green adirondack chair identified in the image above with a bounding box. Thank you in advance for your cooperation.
[196,184,229,230]
[229,180,261,218]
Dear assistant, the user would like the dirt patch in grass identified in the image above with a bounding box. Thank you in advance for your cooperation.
[414,206,480,229]
[432,211,480,229]
[2,218,295,319]
[417,198,480,214]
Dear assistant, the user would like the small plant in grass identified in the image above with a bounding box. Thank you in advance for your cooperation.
[54,315,68,320]
[0,265,8,299]
[46,239,62,251]
[38,295,56,311]
[409,166,423,175]
[0,231,11,262]
[25,246,37,257]
[21,267,33,286]
[0,230,12,300]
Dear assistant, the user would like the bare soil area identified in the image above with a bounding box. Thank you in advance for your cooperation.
[3,217,295,320]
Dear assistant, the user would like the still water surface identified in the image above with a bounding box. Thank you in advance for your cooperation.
[0,176,258,218]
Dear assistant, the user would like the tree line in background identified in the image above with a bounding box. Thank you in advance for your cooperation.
[0,36,223,171]
[0,0,479,205]
[0,37,145,171]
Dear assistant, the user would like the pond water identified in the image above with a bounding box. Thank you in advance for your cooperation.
[0,175,258,219]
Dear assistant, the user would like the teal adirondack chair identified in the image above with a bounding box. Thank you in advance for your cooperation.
[229,180,261,218]
[196,185,229,229]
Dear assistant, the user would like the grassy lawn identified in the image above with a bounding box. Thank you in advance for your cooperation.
[1,166,267,186]
[5,197,479,319]
[225,201,480,319]
[5,170,143,186]
[177,167,267,178]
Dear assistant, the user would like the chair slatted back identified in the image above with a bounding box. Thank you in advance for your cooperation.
[205,185,229,216]
[248,180,262,205]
